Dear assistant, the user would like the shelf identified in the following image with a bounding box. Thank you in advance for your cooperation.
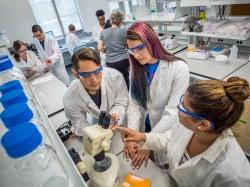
[181,31,249,41]
[180,0,250,7]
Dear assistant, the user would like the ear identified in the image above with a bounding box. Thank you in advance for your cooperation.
[71,68,80,79]
[197,120,212,131]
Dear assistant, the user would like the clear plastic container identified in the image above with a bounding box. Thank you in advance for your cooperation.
[0,88,43,122]
[1,123,69,187]
[0,103,50,144]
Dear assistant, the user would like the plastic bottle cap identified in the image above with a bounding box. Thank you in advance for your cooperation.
[0,103,33,129]
[1,122,42,158]
[0,89,28,108]
[0,80,23,95]
[0,55,9,61]
[0,58,13,72]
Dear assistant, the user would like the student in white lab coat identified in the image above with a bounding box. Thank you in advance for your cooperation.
[32,25,70,86]
[13,40,48,79]
[63,48,129,136]
[125,22,189,167]
[116,77,250,186]
[65,24,81,55]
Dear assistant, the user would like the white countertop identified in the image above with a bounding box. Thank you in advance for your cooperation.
[223,62,250,83]
[175,50,249,79]
[30,72,67,116]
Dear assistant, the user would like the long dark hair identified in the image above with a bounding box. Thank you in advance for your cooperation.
[13,40,26,62]
[127,22,181,109]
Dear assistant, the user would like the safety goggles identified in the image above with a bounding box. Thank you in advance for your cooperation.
[127,44,146,55]
[178,95,215,129]
[77,65,103,78]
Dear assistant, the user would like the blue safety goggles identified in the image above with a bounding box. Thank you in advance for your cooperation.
[78,65,103,78]
[127,44,146,55]
[178,95,215,129]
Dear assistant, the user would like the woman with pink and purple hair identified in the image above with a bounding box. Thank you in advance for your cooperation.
[125,22,189,169]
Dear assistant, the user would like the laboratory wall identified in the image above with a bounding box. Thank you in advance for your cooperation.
[76,0,111,32]
[0,0,37,43]
[0,0,111,43]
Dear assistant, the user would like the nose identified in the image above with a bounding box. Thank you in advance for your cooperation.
[89,74,97,82]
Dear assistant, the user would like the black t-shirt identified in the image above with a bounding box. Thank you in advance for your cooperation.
[88,89,101,108]
[39,40,45,50]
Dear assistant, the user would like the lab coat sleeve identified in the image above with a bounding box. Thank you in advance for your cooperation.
[126,97,143,131]
[144,128,172,152]
[63,95,90,136]
[109,72,129,124]
[48,38,62,64]
[29,51,46,72]
[152,60,189,133]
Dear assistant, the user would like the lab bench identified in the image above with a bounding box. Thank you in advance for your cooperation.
[223,61,250,83]
[30,72,67,117]
[175,49,249,80]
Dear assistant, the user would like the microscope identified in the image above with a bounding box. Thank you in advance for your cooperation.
[82,111,120,187]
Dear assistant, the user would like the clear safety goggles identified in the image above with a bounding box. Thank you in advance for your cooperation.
[127,44,146,55]
[78,65,103,78]
[178,95,215,129]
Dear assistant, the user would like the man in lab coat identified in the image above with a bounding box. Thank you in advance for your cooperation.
[65,24,81,55]
[92,9,106,42]
[63,48,129,136]
[32,25,70,86]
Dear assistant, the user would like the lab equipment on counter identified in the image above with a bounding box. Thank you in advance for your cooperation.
[0,102,50,144]
[0,80,23,95]
[68,148,89,182]
[186,49,209,60]
[1,123,69,187]
[229,44,238,60]
[82,111,119,187]
[122,173,151,187]
[56,121,73,142]
[215,55,228,63]
[165,37,178,50]
[209,45,229,57]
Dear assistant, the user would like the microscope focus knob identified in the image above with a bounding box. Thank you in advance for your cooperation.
[101,140,110,151]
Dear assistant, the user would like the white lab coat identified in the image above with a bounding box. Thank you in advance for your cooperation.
[92,23,103,42]
[126,60,190,165]
[63,68,129,136]
[144,123,250,187]
[16,50,46,73]
[33,36,70,86]
[65,32,81,55]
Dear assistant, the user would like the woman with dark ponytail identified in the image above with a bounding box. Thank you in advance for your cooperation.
[13,40,48,79]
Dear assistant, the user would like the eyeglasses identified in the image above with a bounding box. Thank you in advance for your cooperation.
[78,65,103,78]
[18,48,27,53]
[178,95,215,129]
[127,44,146,55]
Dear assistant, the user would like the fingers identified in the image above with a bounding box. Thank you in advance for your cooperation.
[131,150,150,169]
[132,152,144,169]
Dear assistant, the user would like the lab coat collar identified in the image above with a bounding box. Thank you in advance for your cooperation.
[197,129,234,164]
[76,74,108,118]
[179,129,234,167]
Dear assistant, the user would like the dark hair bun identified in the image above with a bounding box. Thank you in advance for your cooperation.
[225,76,250,102]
